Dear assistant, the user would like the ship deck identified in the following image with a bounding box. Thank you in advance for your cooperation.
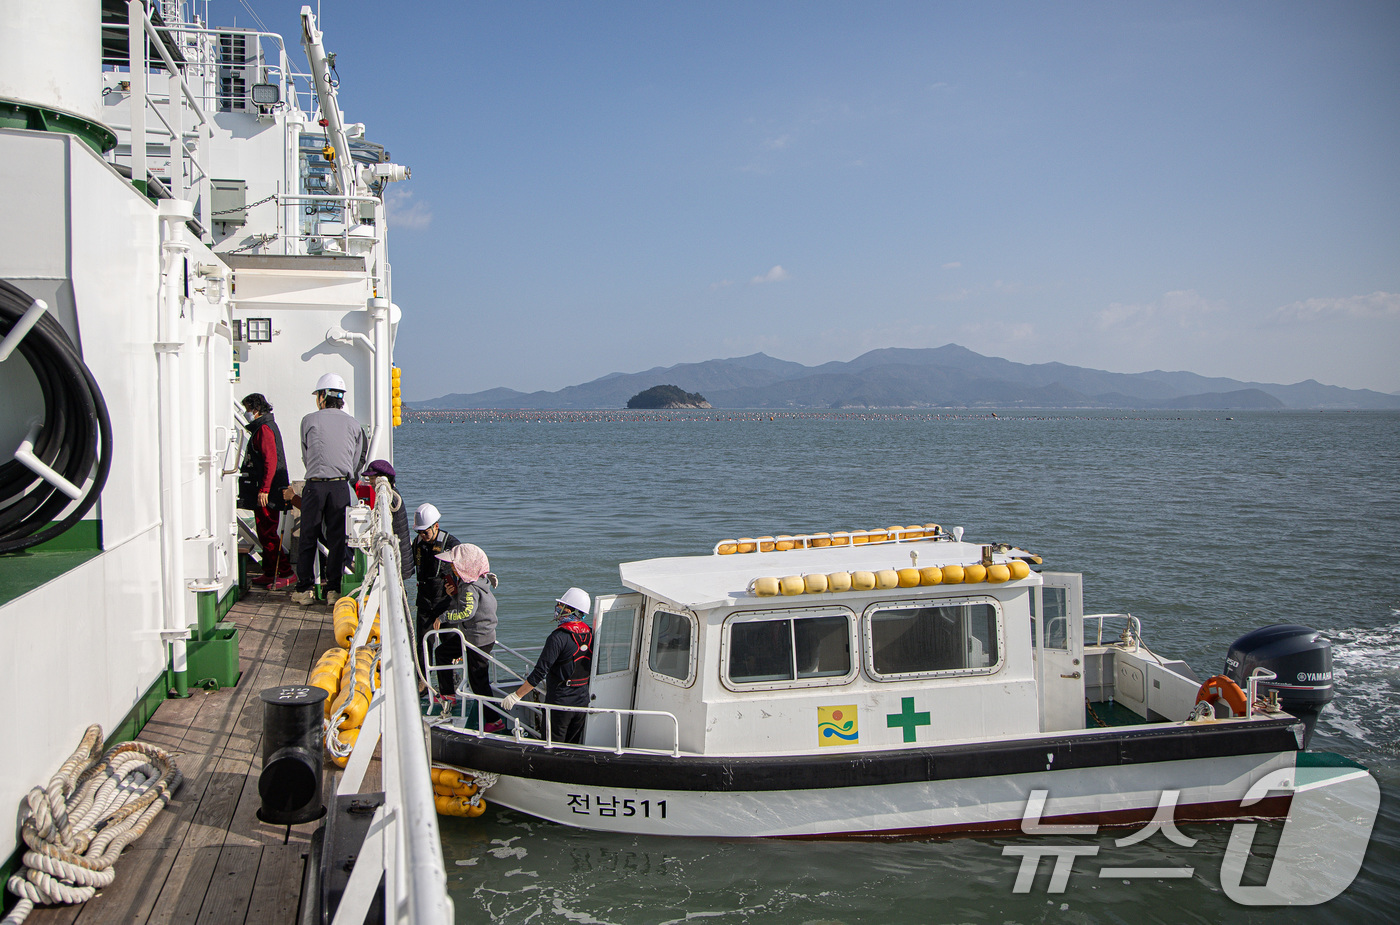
[25,588,373,925]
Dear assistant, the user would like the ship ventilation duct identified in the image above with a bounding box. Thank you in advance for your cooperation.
[0,280,113,554]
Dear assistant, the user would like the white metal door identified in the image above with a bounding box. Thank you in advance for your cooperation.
[1037,572,1085,732]
[583,593,644,748]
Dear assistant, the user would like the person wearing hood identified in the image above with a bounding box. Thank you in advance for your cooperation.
[501,588,594,745]
[238,393,292,587]
[361,459,413,580]
[434,543,503,728]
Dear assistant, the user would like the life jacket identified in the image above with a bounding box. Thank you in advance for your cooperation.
[558,620,592,687]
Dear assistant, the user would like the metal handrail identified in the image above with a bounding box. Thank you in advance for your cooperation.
[365,477,452,924]
[451,691,683,758]
[421,629,529,695]
[1246,667,1278,718]
[1084,612,1141,648]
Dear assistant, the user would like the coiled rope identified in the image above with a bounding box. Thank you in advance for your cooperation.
[3,726,181,924]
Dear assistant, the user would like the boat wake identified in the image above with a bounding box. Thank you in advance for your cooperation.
[1315,620,1400,758]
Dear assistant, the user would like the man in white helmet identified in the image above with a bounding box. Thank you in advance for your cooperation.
[291,372,368,604]
[410,503,458,688]
[500,587,593,744]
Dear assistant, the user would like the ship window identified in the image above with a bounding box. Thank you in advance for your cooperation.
[648,610,693,683]
[723,609,854,689]
[866,599,1002,679]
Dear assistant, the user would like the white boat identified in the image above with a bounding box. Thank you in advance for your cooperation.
[1,2,448,921]
[431,525,1369,838]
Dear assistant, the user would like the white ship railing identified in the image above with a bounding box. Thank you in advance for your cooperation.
[1085,612,1143,648]
[332,477,453,925]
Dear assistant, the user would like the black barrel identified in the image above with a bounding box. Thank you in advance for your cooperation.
[257,685,328,824]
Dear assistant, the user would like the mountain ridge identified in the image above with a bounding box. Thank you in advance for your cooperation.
[408,346,1400,411]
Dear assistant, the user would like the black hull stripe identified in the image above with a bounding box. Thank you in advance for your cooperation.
[431,717,1302,792]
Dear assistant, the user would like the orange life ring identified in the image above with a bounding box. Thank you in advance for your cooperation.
[1195,675,1248,717]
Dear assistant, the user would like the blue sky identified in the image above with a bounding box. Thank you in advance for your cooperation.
[257,1,1398,399]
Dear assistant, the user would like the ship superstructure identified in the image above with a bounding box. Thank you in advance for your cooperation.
[1,2,440,920]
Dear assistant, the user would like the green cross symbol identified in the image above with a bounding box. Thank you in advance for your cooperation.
[886,697,931,742]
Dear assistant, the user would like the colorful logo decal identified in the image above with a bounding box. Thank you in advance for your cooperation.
[818,705,859,746]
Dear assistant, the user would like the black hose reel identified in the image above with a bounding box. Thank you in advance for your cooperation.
[0,279,113,555]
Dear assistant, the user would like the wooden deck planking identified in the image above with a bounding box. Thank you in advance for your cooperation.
[24,590,356,925]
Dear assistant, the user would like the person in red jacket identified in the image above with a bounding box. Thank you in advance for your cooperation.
[239,393,292,586]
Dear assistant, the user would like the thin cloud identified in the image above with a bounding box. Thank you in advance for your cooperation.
[1275,291,1400,322]
[941,262,961,270]
[1096,289,1222,331]
[709,279,734,291]
[750,265,790,285]
[385,188,431,230]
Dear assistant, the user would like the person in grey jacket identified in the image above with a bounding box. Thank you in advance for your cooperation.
[434,543,503,727]
[292,373,367,604]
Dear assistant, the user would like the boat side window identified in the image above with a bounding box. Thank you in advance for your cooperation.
[865,599,1003,679]
[723,608,855,690]
[595,601,639,676]
[648,610,694,684]
[1042,588,1069,650]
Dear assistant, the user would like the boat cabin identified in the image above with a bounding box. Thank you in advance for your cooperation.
[563,527,1194,756]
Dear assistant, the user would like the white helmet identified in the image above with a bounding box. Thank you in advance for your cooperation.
[314,372,347,393]
[555,587,590,617]
[413,503,441,532]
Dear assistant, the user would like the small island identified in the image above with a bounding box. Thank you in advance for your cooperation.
[626,384,711,409]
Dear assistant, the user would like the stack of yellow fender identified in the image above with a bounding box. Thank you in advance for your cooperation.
[431,767,485,817]
[749,558,1032,597]
[333,595,380,648]
[323,646,378,767]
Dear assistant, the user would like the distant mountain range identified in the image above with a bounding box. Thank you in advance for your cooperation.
[409,345,1400,411]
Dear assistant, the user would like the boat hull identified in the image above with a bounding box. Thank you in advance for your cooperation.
[431,719,1303,838]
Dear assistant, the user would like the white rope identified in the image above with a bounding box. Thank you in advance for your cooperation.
[3,726,181,924]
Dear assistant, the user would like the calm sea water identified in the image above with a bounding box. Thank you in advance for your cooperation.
[394,410,1399,925]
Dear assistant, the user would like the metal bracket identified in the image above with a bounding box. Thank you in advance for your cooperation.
[0,298,49,363]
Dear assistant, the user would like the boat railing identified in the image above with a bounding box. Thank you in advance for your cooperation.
[329,477,452,924]
[1085,612,1143,649]
[446,691,684,758]
[711,525,950,555]
[421,629,530,692]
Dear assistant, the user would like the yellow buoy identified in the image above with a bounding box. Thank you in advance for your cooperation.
[987,563,1011,583]
[827,571,853,592]
[963,563,987,583]
[752,576,780,597]
[804,573,829,594]
[830,531,850,546]
[779,575,806,596]
[737,538,757,553]
[810,532,831,548]
[866,529,887,543]
[851,570,877,591]
[1008,560,1031,580]
[718,540,738,555]
[942,564,965,584]
[924,523,942,537]
[775,535,795,551]
[851,533,869,545]
[897,568,921,588]
[919,566,943,586]
[874,569,899,590]
[758,536,776,552]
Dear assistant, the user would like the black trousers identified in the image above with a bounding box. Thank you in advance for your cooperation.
[434,638,504,723]
[296,479,351,593]
[545,703,588,745]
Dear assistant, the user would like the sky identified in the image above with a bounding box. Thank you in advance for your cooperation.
[252,1,1398,399]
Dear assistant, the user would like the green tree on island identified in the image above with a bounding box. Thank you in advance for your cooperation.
[626,385,709,409]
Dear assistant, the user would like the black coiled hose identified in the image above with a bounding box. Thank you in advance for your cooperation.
[0,280,113,554]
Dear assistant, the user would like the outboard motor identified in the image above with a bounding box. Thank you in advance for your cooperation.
[1225,624,1334,748]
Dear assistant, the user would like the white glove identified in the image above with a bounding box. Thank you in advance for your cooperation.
[501,692,521,711]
